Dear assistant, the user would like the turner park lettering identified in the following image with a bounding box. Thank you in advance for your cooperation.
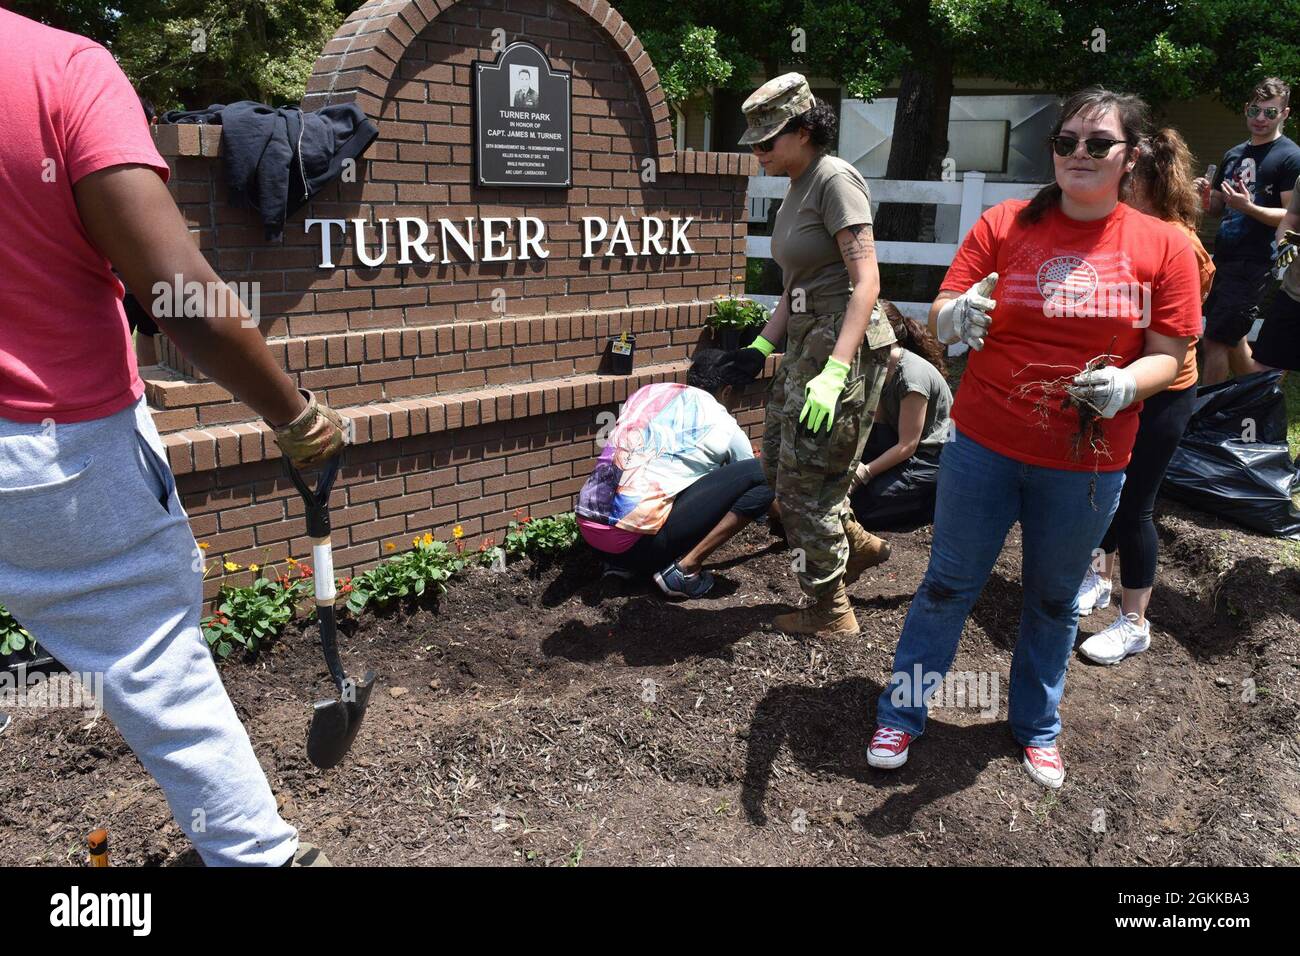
[305,215,696,268]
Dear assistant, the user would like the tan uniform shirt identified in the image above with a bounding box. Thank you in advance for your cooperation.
[771,153,874,309]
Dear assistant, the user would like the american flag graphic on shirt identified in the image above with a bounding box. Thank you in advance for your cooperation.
[999,245,1147,321]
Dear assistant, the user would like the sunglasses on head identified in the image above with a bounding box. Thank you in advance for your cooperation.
[1049,134,1128,159]
[1247,105,1283,120]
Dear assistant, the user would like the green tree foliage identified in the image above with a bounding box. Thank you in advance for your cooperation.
[621,0,1300,115]
[5,0,367,109]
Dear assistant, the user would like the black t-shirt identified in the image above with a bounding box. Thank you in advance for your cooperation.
[1212,135,1300,263]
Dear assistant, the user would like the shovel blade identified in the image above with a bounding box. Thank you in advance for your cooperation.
[306,670,377,769]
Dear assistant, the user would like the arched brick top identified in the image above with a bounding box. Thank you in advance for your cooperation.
[302,0,684,171]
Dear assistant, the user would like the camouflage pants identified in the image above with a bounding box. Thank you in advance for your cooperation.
[762,308,892,597]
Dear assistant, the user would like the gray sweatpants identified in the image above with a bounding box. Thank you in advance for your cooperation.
[0,395,297,865]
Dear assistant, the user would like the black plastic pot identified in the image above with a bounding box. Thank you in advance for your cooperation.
[605,333,636,375]
[712,326,760,351]
[2,644,58,675]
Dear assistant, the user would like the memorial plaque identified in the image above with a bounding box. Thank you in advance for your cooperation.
[473,41,572,188]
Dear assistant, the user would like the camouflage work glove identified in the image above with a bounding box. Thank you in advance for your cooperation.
[272,388,346,467]
[1272,230,1300,280]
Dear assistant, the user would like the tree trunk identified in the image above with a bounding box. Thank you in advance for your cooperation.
[872,48,954,300]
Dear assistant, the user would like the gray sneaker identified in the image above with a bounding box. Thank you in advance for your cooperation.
[654,562,714,600]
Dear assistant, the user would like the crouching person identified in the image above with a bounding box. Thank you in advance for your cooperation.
[847,299,953,529]
[576,350,774,599]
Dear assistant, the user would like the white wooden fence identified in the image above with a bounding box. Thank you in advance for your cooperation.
[745,170,1042,327]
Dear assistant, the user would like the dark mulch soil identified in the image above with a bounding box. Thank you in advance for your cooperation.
[2,499,1299,866]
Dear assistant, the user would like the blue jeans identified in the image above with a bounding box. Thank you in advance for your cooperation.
[875,429,1124,747]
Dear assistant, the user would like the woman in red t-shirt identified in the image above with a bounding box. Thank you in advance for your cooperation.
[867,88,1202,789]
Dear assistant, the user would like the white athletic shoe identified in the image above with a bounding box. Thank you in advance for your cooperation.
[1076,566,1112,616]
[1079,612,1151,665]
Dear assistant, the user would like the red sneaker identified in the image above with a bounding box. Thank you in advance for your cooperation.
[1022,744,1065,789]
[867,726,912,769]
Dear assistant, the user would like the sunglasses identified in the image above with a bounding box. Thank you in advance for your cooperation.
[1247,105,1282,120]
[751,119,801,153]
[1049,134,1128,159]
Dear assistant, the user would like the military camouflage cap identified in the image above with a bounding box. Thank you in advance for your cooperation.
[739,72,815,146]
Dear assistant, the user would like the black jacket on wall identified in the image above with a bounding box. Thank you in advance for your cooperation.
[161,102,380,241]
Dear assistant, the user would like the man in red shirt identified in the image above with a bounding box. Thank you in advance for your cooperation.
[0,8,344,865]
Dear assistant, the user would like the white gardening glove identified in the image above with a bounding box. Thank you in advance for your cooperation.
[1067,365,1138,419]
[936,273,998,351]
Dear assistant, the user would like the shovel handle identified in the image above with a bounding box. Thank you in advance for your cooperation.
[285,453,350,695]
[284,452,342,538]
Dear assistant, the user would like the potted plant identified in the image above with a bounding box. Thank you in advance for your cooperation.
[707,295,769,351]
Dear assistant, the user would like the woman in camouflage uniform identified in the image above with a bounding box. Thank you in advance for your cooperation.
[726,73,895,634]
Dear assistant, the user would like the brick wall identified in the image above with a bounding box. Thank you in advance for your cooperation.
[140,0,765,602]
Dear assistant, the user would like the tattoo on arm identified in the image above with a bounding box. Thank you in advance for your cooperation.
[838,223,875,262]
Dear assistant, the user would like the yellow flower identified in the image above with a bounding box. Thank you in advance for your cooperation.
[224,561,241,572]
[388,542,397,551]
[197,542,210,551]
[249,563,259,572]
[422,531,433,546]
[286,556,299,566]
[453,525,464,539]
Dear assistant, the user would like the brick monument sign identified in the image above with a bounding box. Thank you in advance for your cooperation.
[144,0,764,602]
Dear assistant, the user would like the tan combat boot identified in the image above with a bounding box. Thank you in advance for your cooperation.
[773,580,859,635]
[843,514,890,585]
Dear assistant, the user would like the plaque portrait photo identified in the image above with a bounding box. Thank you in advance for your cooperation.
[510,66,539,107]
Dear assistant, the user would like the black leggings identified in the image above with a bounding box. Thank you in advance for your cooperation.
[607,457,774,576]
[1098,385,1197,589]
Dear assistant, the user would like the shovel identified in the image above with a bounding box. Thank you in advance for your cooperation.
[285,452,376,769]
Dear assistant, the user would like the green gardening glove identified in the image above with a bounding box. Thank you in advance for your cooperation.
[799,356,850,434]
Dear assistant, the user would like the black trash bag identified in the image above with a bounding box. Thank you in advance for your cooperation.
[1160,370,1300,539]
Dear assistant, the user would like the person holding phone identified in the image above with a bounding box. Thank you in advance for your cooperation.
[1194,78,1300,385]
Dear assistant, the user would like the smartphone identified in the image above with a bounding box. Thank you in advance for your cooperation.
[1205,163,1217,184]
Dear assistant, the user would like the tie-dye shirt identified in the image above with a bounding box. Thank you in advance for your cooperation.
[577,383,754,535]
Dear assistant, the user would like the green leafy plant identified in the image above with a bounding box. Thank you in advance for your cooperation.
[201,571,308,659]
[345,533,461,614]
[706,296,768,332]
[504,512,579,559]
[0,603,35,657]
